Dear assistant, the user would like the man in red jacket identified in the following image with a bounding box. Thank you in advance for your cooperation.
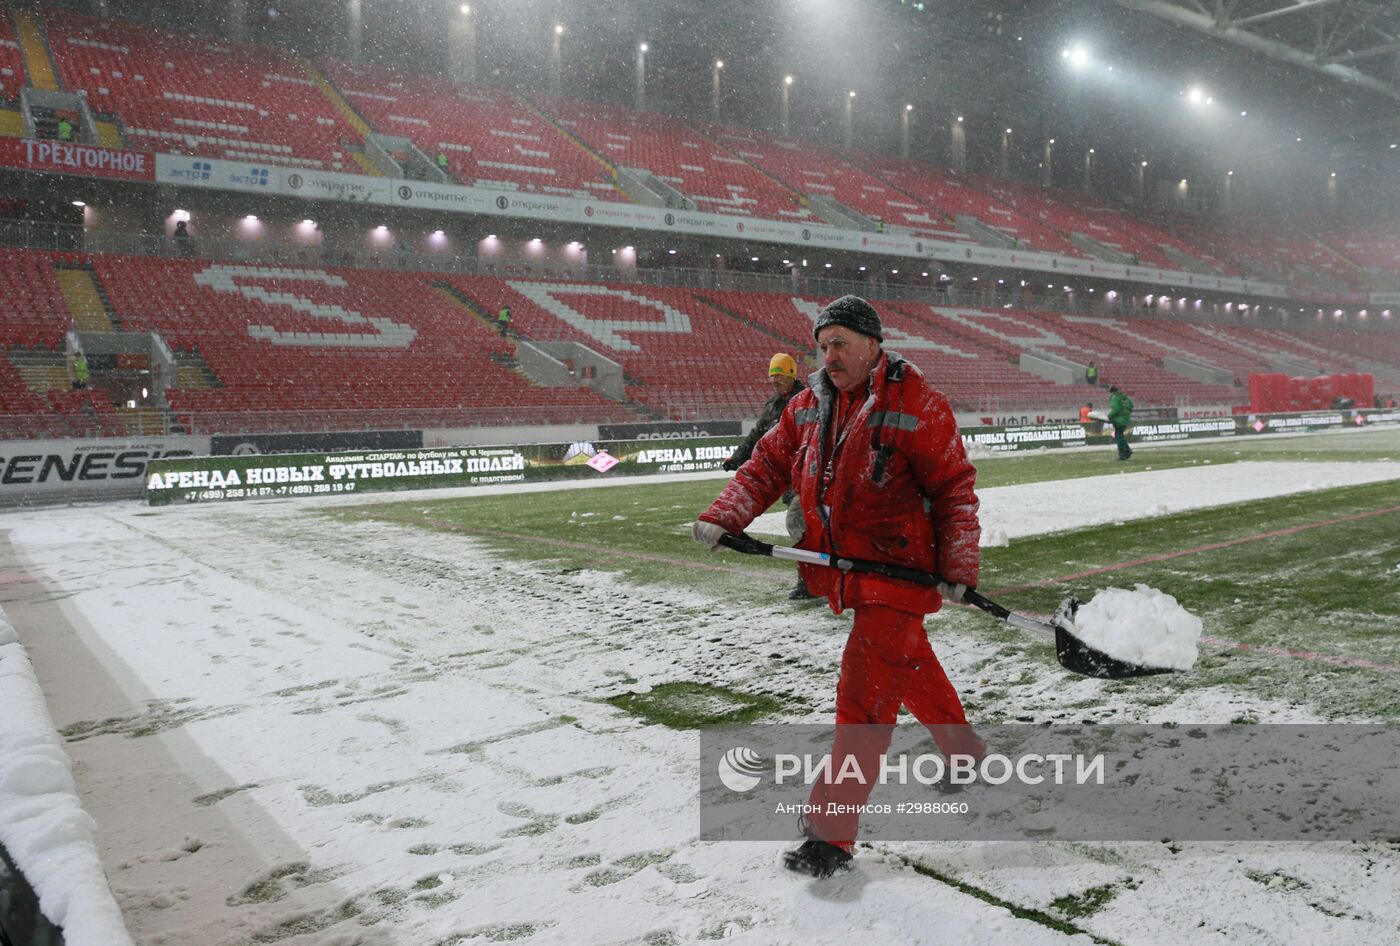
[693,295,983,877]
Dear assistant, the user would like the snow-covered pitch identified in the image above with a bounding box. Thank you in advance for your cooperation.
[2,443,1399,945]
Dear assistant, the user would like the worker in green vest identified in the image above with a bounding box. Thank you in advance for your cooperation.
[57,117,74,141]
[1108,385,1134,460]
[497,304,511,337]
[437,152,449,171]
[72,352,90,389]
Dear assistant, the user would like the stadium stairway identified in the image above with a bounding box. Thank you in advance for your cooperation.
[173,348,218,389]
[9,348,68,395]
[696,128,816,220]
[517,93,627,200]
[695,127,817,220]
[119,405,165,436]
[697,292,810,352]
[1317,238,1378,289]
[11,8,58,92]
[55,265,117,332]
[431,281,504,336]
[304,58,373,140]
[93,117,124,148]
[349,150,383,176]
[431,279,661,420]
[303,59,384,178]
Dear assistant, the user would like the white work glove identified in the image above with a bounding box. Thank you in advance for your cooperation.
[692,520,727,552]
[938,582,968,604]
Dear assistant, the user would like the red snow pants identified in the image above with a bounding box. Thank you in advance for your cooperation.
[804,605,984,851]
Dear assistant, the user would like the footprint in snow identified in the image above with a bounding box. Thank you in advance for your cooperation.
[581,849,675,887]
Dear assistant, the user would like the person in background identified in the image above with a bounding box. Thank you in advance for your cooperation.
[497,304,511,338]
[1079,402,1093,424]
[1108,384,1134,460]
[693,296,984,878]
[71,352,90,390]
[173,219,193,258]
[1085,361,1099,386]
[57,116,74,142]
[722,352,814,600]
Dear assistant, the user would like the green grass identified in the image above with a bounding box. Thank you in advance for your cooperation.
[1049,879,1140,920]
[901,857,1121,944]
[605,682,784,729]
[332,431,1400,721]
[981,478,1400,719]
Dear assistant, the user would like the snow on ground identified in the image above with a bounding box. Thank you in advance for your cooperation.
[0,459,1397,945]
[0,613,134,946]
[749,460,1400,543]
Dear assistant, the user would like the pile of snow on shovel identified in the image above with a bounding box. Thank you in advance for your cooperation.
[1072,584,1202,671]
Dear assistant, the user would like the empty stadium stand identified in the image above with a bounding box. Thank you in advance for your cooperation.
[0,1,24,103]
[969,174,1236,274]
[1238,225,1371,292]
[9,2,1398,297]
[3,248,1397,440]
[90,254,636,431]
[43,8,362,170]
[1323,230,1400,290]
[443,275,785,419]
[0,248,67,350]
[540,97,818,221]
[705,126,975,242]
[1162,217,1395,292]
[854,153,1082,256]
[319,58,623,200]
[16,4,1391,295]
[1285,320,1400,380]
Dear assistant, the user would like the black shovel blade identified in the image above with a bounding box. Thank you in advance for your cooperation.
[1051,596,1179,679]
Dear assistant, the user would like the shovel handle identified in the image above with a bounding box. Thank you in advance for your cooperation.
[718,532,1054,635]
[720,532,939,587]
[718,532,772,556]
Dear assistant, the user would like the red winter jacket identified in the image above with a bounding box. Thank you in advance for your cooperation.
[701,352,980,615]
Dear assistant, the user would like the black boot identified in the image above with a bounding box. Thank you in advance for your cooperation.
[930,769,968,795]
[788,580,819,601]
[782,838,853,878]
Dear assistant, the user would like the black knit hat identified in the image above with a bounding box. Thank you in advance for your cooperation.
[813,295,883,342]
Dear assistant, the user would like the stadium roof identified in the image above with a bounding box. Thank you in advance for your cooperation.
[1114,0,1400,106]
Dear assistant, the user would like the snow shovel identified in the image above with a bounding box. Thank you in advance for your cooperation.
[717,533,1175,679]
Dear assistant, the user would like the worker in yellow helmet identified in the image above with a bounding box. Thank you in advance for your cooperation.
[722,352,817,600]
[724,353,802,471]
